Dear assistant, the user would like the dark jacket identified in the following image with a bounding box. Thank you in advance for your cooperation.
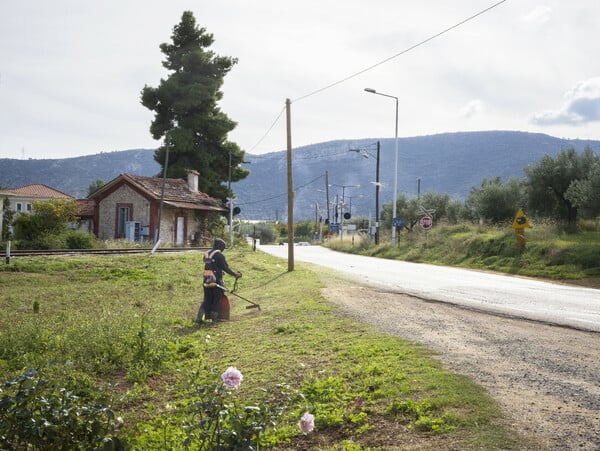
[205,238,237,285]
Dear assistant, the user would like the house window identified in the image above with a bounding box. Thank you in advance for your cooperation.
[116,205,132,238]
[16,203,22,212]
[26,203,32,212]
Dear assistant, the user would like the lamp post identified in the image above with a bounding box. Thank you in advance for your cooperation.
[349,141,380,244]
[364,88,399,247]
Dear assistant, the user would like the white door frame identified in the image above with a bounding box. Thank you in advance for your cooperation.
[176,216,185,246]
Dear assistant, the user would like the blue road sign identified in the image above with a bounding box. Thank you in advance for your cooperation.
[393,218,406,228]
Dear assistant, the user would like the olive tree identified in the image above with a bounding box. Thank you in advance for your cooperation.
[465,177,527,224]
[525,147,599,226]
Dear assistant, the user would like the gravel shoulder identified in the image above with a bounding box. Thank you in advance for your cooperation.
[321,277,600,450]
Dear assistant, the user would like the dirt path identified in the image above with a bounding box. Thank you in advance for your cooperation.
[322,280,600,450]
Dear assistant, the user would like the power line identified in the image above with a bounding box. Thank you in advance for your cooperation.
[237,174,325,206]
[292,0,509,103]
[248,105,286,152]
[247,0,509,151]
[238,192,287,206]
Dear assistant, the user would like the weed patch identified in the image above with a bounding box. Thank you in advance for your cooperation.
[0,250,527,449]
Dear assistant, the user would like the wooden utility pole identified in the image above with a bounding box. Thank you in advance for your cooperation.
[286,98,294,271]
[375,141,380,245]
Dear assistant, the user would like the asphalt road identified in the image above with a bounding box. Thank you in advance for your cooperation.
[259,244,600,332]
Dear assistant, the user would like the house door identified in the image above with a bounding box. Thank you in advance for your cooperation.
[117,206,131,238]
[176,216,184,246]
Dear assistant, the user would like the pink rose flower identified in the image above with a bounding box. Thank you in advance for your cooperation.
[221,366,243,389]
[298,412,315,434]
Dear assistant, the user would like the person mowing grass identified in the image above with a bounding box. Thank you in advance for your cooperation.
[196,238,242,325]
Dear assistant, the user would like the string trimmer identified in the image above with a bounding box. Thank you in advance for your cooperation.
[216,278,261,310]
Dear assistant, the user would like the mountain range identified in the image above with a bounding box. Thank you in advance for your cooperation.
[1,131,599,221]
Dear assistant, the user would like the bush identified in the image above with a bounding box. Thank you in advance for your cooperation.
[0,369,125,450]
[12,230,97,250]
[35,232,67,250]
[65,230,97,249]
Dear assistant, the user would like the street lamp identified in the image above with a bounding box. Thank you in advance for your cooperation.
[349,141,380,244]
[364,88,399,247]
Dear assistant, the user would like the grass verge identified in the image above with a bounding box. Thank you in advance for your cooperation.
[0,248,534,449]
[327,222,600,282]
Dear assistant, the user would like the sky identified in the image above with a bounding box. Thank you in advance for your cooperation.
[1,0,600,160]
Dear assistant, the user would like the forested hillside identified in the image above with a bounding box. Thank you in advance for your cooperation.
[1,131,598,220]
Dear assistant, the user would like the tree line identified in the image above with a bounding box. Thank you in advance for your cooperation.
[375,146,600,232]
[3,11,599,247]
[269,146,599,243]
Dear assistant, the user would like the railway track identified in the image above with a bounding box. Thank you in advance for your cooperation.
[0,247,210,258]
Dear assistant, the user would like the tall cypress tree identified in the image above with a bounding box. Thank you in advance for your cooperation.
[141,11,248,201]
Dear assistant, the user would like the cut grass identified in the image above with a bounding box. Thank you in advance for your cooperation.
[0,249,534,449]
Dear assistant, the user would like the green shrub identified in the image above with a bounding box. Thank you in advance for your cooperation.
[26,233,66,250]
[0,369,125,450]
[65,230,97,249]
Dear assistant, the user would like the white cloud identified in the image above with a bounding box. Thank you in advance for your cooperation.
[520,5,553,25]
[2,1,600,158]
[530,77,600,126]
[459,100,484,119]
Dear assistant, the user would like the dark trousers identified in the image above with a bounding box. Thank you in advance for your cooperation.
[201,286,223,314]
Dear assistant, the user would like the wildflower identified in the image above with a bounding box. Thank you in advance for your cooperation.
[298,412,315,434]
[221,366,243,389]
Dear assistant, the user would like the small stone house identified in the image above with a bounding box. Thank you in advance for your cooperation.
[89,171,226,245]
[0,184,75,235]
[75,199,96,233]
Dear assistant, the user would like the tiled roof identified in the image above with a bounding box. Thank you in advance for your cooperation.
[4,184,74,199]
[123,174,222,207]
[164,200,226,211]
[76,199,96,216]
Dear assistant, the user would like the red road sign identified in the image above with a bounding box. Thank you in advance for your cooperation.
[419,215,433,230]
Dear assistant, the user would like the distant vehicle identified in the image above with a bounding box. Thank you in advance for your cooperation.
[295,242,310,246]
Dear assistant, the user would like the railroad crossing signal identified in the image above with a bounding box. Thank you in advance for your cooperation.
[418,205,436,217]
[418,205,434,230]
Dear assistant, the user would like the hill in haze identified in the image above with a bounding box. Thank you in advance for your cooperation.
[234,131,600,221]
[1,131,599,221]
[0,149,161,198]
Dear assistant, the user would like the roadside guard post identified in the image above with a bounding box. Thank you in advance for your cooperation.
[512,208,531,252]
[5,226,13,264]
